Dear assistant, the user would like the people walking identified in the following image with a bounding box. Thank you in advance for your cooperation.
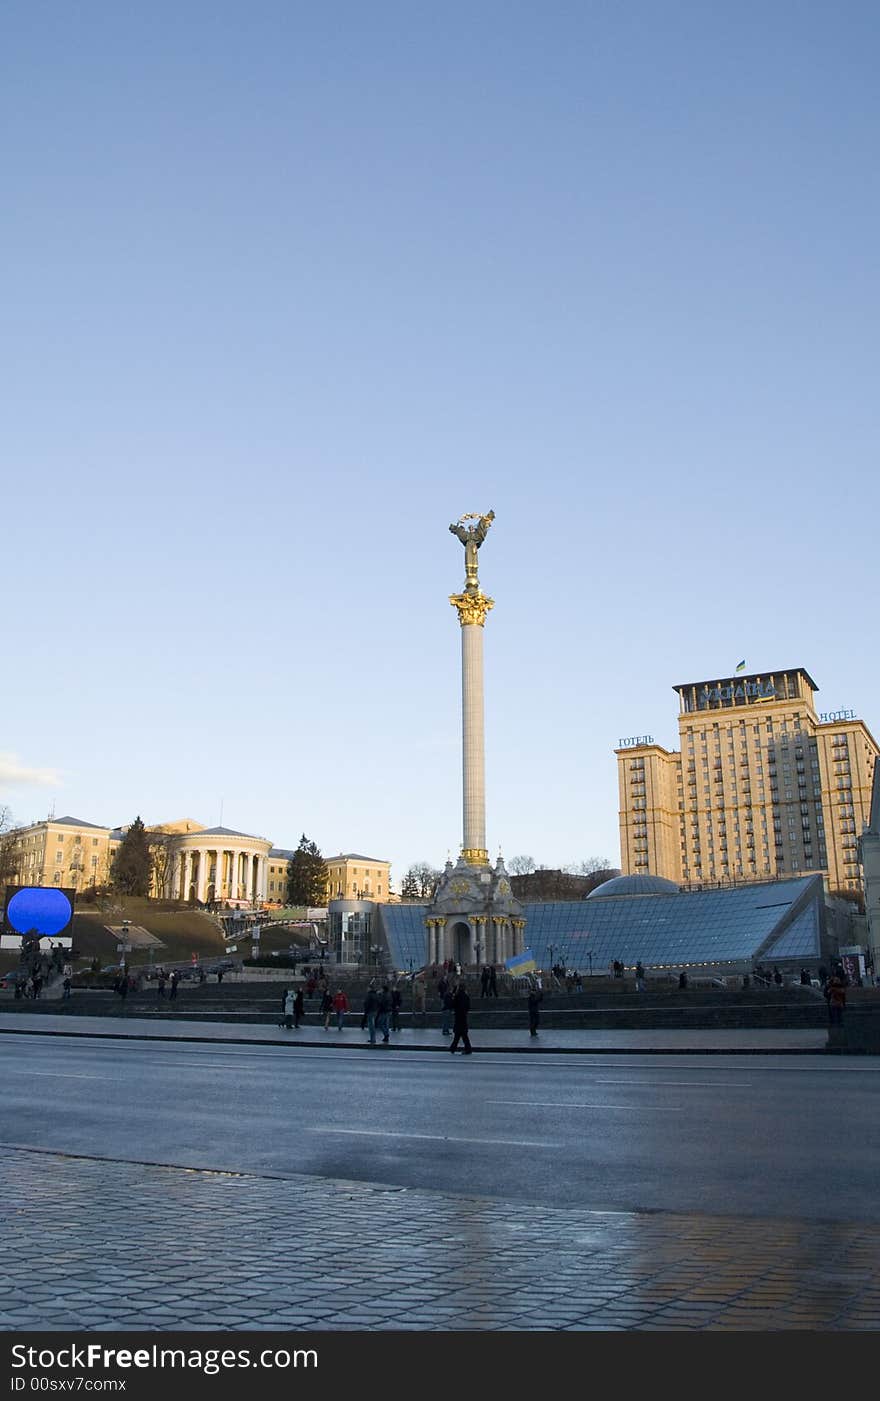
[169,970,179,1000]
[320,987,333,1030]
[157,969,167,998]
[293,987,304,1028]
[488,965,497,997]
[480,965,490,998]
[363,982,380,1045]
[332,987,349,1030]
[825,968,847,1027]
[441,985,455,1036]
[281,988,295,1030]
[376,984,391,1043]
[635,961,646,993]
[62,975,71,1000]
[449,981,472,1054]
[390,984,402,1032]
[527,982,543,1037]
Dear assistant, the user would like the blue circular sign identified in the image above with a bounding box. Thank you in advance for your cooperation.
[7,887,73,936]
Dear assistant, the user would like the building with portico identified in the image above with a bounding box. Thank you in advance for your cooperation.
[4,815,289,908]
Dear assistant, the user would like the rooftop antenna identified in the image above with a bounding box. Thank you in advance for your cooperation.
[48,799,55,820]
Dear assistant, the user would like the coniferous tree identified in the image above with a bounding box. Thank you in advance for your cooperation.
[400,868,421,900]
[400,862,440,899]
[286,834,328,907]
[112,816,153,897]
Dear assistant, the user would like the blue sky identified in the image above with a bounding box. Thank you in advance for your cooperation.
[3,2,878,884]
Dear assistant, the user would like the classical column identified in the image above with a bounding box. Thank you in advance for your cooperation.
[449,590,494,864]
[196,850,207,903]
[180,850,190,900]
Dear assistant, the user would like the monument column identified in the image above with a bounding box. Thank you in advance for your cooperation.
[430,510,524,972]
[448,510,495,865]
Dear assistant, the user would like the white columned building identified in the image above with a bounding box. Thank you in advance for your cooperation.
[169,827,273,908]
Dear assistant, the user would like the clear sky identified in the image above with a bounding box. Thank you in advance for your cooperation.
[3,2,878,885]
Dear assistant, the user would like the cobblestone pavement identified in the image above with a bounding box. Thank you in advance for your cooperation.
[1,1145,878,1331]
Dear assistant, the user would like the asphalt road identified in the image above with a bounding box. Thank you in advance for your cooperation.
[4,1034,878,1221]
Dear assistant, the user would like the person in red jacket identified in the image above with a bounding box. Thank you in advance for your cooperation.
[825,969,847,1027]
[332,987,349,1031]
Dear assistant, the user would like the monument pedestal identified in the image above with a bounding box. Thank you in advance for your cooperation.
[427,854,525,968]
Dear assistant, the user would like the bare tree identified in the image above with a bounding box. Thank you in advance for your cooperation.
[150,832,176,900]
[508,855,536,875]
[564,857,615,876]
[0,806,18,892]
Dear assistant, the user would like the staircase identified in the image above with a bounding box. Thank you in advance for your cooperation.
[0,974,830,1031]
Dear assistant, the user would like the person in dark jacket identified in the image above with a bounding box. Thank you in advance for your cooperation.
[441,986,455,1036]
[449,982,472,1054]
[169,970,179,1000]
[363,983,380,1044]
[376,985,391,1042]
[320,987,333,1029]
[293,987,305,1028]
[390,985,402,1032]
[527,983,543,1037]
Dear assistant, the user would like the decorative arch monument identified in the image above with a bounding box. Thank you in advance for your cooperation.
[424,512,526,968]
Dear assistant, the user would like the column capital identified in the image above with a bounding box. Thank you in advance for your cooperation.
[449,591,494,627]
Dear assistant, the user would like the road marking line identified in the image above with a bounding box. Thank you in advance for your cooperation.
[307,1128,554,1147]
[21,1071,116,1080]
[591,1080,753,1088]
[490,1100,683,1110]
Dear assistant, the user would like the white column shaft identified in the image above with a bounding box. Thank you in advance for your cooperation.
[461,622,486,854]
[196,850,207,903]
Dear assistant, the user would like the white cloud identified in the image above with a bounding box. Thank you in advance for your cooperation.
[0,753,62,788]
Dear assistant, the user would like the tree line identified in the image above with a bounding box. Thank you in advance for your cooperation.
[398,855,619,902]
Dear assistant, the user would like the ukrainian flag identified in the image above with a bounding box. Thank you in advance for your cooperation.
[505,950,537,976]
[735,659,746,673]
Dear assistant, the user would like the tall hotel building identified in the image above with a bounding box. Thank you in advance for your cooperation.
[616,668,878,895]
